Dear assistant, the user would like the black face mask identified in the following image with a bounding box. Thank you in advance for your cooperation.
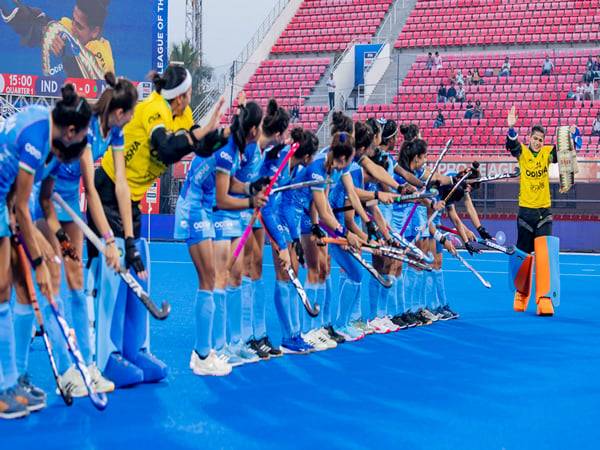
[53,136,88,162]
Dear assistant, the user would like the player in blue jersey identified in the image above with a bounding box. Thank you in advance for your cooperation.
[212,100,271,368]
[31,73,137,396]
[243,99,290,359]
[0,86,94,418]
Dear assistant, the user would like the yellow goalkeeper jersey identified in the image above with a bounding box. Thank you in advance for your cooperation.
[59,18,115,75]
[517,144,554,209]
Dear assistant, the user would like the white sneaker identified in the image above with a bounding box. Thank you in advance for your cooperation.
[57,366,88,398]
[189,350,232,376]
[364,320,378,335]
[302,330,329,351]
[368,318,390,334]
[421,308,439,322]
[382,317,401,332]
[316,328,337,349]
[88,364,115,393]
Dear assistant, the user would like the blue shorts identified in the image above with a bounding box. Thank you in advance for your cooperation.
[213,210,242,241]
[240,209,261,230]
[53,191,81,223]
[174,206,215,246]
[0,202,9,238]
[300,214,312,235]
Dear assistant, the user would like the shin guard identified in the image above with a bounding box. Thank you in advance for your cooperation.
[534,236,560,316]
[509,247,534,312]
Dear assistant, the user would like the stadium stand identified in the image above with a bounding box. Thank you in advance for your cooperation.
[354,48,600,155]
[396,0,600,49]
[272,0,393,53]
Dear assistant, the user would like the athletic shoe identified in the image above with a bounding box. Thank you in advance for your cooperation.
[190,350,232,376]
[232,342,260,365]
[421,308,439,323]
[248,339,270,360]
[88,364,115,394]
[57,366,88,398]
[325,325,346,344]
[17,374,46,401]
[400,312,419,328]
[316,328,338,349]
[104,352,144,388]
[368,318,390,334]
[382,317,401,332]
[351,320,374,335]
[260,337,283,357]
[0,389,29,419]
[443,304,460,319]
[363,320,379,335]
[336,325,364,342]
[219,346,244,367]
[281,336,313,354]
[416,309,433,326]
[391,315,409,329]
[434,306,453,321]
[302,330,329,351]
[12,384,45,412]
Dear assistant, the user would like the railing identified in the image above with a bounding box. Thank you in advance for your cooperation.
[373,0,408,42]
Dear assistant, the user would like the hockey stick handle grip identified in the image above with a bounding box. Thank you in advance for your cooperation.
[52,193,106,253]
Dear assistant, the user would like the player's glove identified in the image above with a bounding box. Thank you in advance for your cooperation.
[365,221,382,242]
[125,237,146,274]
[464,240,480,256]
[248,177,271,196]
[292,239,305,267]
[190,126,229,157]
[477,225,493,240]
[56,229,79,261]
[311,223,326,246]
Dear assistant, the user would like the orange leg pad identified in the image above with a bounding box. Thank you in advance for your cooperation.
[535,236,561,316]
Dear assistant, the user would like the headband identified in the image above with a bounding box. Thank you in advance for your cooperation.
[161,69,192,100]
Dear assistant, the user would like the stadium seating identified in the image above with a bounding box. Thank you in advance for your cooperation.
[354,48,600,155]
[272,0,393,54]
[396,0,600,49]
[233,58,331,131]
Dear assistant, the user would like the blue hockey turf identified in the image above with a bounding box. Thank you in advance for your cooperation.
[3,243,600,450]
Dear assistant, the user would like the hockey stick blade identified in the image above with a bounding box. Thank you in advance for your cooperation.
[468,167,520,184]
[349,248,393,288]
[287,268,320,317]
[453,252,492,288]
[476,238,515,255]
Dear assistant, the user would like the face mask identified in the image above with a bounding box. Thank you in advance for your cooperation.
[53,136,88,162]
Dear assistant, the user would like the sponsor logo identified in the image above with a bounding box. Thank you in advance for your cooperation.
[525,167,548,178]
[214,219,236,229]
[179,220,189,229]
[24,143,41,161]
[147,113,161,125]
[219,151,233,164]
[193,220,210,231]
[311,173,324,181]
[48,64,64,76]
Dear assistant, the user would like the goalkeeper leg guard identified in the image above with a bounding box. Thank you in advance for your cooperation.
[534,236,560,316]
[509,247,534,312]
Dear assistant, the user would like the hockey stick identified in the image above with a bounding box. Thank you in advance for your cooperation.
[258,216,320,317]
[230,142,300,269]
[331,191,437,214]
[388,228,434,264]
[52,193,170,320]
[270,178,332,194]
[319,224,392,288]
[467,167,520,184]
[12,234,73,406]
[438,225,515,255]
[452,252,492,289]
[18,236,108,410]
[399,138,453,235]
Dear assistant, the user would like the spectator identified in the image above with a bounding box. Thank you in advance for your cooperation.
[584,81,595,102]
[434,51,443,70]
[446,82,457,103]
[437,82,447,103]
[433,109,445,128]
[576,82,587,102]
[456,85,466,103]
[327,73,336,110]
[592,112,600,140]
[290,104,300,123]
[586,56,595,72]
[466,70,473,85]
[594,56,600,79]
[541,56,554,76]
[456,68,465,85]
[498,56,511,79]
[426,52,434,70]
[584,67,595,83]
[449,68,457,84]
[472,100,484,122]
[472,68,483,85]
[464,100,474,119]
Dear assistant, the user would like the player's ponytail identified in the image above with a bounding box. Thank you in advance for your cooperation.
[330,111,353,135]
[291,127,319,159]
[330,131,355,161]
[381,119,399,146]
[262,99,290,138]
[94,72,138,130]
[399,138,427,172]
[52,84,92,133]
[149,65,190,100]
[354,121,374,151]
[230,101,263,152]
[399,123,419,143]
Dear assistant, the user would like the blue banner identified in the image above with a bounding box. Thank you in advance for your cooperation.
[153,0,169,74]
[355,44,383,86]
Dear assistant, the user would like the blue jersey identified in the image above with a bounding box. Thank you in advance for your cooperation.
[0,106,58,199]
[54,115,124,199]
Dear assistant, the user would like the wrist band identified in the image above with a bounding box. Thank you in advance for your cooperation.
[434,229,447,244]
[32,256,43,269]
[374,191,379,200]
[102,230,114,241]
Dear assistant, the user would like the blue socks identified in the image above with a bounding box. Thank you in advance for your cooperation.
[302,282,318,334]
[322,276,333,327]
[274,280,292,340]
[13,302,34,376]
[386,276,398,317]
[241,276,253,342]
[336,278,360,328]
[434,269,447,307]
[226,286,242,345]
[213,289,226,351]
[194,290,215,358]
[396,273,406,314]
[423,271,435,310]
[70,288,92,365]
[404,266,418,312]
[252,279,266,340]
[369,277,379,320]
[0,303,17,389]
